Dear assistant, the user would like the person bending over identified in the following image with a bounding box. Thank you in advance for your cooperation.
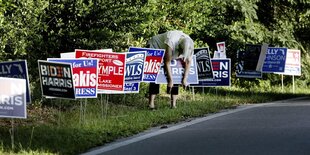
[147,30,194,109]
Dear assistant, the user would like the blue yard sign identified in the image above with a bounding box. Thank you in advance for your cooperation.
[0,60,31,103]
[125,51,146,83]
[107,83,140,94]
[192,59,231,87]
[262,47,287,73]
[119,51,146,94]
[155,56,199,84]
[0,77,27,118]
[128,47,165,82]
[124,83,140,92]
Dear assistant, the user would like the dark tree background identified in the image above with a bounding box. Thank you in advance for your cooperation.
[1,0,309,100]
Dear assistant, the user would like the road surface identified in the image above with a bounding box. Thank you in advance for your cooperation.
[83,97,310,155]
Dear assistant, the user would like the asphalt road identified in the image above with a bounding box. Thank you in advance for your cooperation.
[83,97,310,155]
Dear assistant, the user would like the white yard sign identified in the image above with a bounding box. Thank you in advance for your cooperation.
[283,49,301,76]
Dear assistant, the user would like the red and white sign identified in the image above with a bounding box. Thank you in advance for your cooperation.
[75,50,126,92]
[47,58,99,98]
[214,42,227,58]
[283,49,301,76]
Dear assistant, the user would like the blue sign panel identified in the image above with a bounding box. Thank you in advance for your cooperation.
[0,60,31,103]
[155,56,198,84]
[124,83,139,92]
[192,59,231,87]
[262,47,287,73]
[125,51,146,83]
[128,47,165,82]
[123,52,143,93]
[0,77,27,118]
[108,83,140,94]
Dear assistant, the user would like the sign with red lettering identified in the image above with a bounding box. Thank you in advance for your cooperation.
[214,42,227,58]
[48,58,99,98]
[75,50,126,92]
[191,59,231,87]
[75,49,113,59]
[128,47,165,82]
[282,49,301,76]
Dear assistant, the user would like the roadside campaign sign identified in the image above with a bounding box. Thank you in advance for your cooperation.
[128,47,165,82]
[194,48,213,80]
[48,58,99,98]
[108,51,146,94]
[76,50,126,92]
[121,51,146,94]
[38,60,75,99]
[236,44,267,78]
[123,83,140,92]
[191,59,231,87]
[125,51,146,83]
[61,49,140,94]
[214,42,227,58]
[60,49,113,58]
[155,56,198,84]
[0,77,27,118]
[60,52,75,58]
[0,60,31,103]
[282,49,301,76]
[262,47,287,73]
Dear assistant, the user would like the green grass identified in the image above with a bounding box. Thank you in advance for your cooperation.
[0,86,309,155]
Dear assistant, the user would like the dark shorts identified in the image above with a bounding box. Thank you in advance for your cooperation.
[149,83,179,95]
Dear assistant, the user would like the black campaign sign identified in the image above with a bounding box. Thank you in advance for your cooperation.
[194,48,214,80]
[38,60,75,99]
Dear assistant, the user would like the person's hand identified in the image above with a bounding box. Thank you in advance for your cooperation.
[177,57,186,67]
[182,78,188,89]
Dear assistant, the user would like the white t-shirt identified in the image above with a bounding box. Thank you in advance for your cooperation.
[147,30,194,60]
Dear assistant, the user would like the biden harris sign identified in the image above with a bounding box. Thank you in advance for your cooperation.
[38,60,75,99]
[48,58,99,98]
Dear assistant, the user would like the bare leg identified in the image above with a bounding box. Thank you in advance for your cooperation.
[171,94,177,109]
[149,94,156,109]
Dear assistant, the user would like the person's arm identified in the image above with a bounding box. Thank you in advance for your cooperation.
[164,45,173,90]
[182,55,192,87]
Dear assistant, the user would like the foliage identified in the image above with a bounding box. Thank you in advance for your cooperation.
[1,0,309,90]
[0,0,48,60]
[0,0,309,148]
